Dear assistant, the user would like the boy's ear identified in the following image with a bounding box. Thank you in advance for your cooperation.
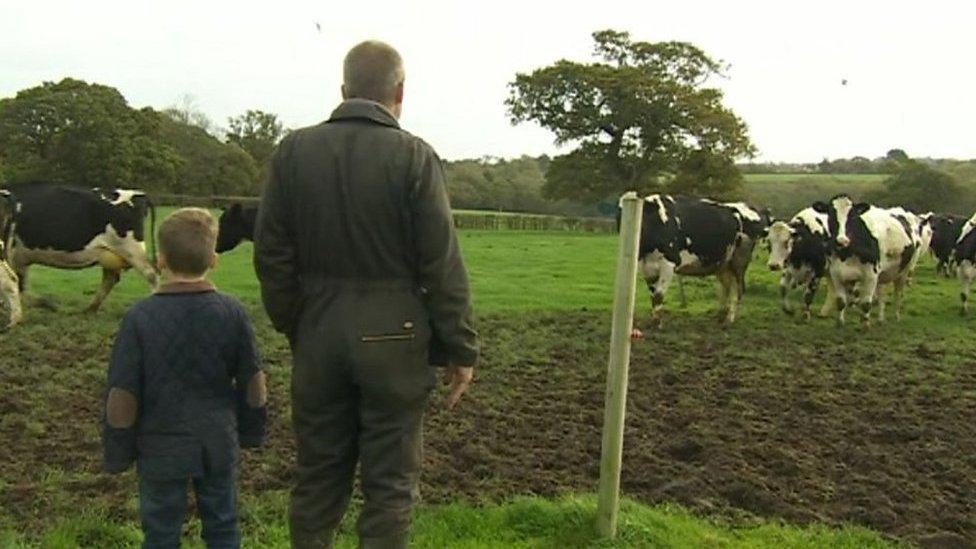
[210,251,219,270]
[157,251,167,272]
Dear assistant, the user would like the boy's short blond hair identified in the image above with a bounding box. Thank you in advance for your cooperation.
[158,208,217,276]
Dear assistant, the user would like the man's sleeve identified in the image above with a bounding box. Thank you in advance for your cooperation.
[410,142,479,367]
[254,138,301,336]
[233,307,267,448]
[102,312,141,474]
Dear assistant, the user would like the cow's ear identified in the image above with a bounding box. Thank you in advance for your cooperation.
[812,201,829,214]
[852,202,871,215]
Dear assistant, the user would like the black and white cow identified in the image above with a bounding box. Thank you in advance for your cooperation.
[925,213,967,277]
[216,203,258,253]
[766,207,835,319]
[812,195,922,325]
[952,213,976,314]
[636,194,769,326]
[0,189,21,328]
[5,183,159,312]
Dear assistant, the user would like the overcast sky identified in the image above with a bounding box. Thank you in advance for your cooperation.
[1,0,973,162]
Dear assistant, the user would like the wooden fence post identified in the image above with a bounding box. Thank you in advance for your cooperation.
[596,191,643,538]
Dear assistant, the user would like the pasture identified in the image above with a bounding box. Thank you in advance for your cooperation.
[0,222,973,547]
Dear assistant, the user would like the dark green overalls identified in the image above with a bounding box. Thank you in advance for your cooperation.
[254,99,478,549]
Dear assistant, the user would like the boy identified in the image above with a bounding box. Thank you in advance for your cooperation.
[102,207,267,548]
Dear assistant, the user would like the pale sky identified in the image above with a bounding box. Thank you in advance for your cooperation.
[1,0,974,163]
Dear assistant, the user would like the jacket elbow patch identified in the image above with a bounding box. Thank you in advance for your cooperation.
[247,372,268,408]
[106,388,137,428]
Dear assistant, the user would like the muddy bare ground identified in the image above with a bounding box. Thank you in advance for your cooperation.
[1,307,974,546]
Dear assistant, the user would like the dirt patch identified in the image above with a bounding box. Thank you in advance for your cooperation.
[1,308,974,546]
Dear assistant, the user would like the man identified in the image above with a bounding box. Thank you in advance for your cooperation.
[254,40,479,549]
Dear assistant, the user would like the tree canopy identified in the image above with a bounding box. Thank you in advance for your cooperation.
[0,78,262,195]
[158,111,258,196]
[0,78,181,189]
[507,30,755,201]
[225,110,285,173]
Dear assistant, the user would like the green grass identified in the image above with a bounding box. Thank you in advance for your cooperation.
[0,494,894,548]
[26,227,620,315]
[6,218,972,547]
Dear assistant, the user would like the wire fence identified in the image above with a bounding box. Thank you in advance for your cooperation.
[151,194,617,233]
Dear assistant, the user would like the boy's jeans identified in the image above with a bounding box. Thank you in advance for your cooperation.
[138,469,240,549]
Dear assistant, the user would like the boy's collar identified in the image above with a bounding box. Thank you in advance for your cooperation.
[155,280,216,294]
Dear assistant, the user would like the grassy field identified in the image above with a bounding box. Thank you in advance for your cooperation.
[1,222,973,547]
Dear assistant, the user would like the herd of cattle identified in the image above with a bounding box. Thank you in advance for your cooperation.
[635,193,976,326]
[2,182,976,330]
[0,183,257,329]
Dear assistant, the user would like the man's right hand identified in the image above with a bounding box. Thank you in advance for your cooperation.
[443,366,474,410]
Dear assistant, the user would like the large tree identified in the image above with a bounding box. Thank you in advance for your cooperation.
[0,78,180,189]
[507,30,755,201]
[225,110,285,172]
[158,112,258,196]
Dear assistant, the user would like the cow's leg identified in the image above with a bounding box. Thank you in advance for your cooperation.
[640,255,674,329]
[876,284,888,323]
[830,272,849,326]
[86,268,122,313]
[716,270,736,324]
[677,276,687,308]
[959,261,975,315]
[649,262,676,328]
[0,262,21,330]
[819,279,837,318]
[892,277,907,321]
[802,277,821,321]
[12,264,55,311]
[858,271,879,328]
[727,270,742,324]
[780,272,796,316]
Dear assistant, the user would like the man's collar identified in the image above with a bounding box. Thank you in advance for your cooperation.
[155,280,216,294]
[327,99,400,129]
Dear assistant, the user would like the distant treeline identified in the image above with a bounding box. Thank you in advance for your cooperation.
[739,150,976,178]
[3,79,976,218]
[443,156,605,217]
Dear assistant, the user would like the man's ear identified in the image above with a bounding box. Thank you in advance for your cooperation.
[341,84,348,100]
[157,251,168,272]
[394,81,404,105]
[210,252,219,270]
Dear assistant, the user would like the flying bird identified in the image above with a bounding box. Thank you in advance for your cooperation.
[315,22,321,33]
[841,78,848,86]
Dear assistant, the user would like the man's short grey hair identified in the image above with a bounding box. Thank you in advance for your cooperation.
[343,40,405,104]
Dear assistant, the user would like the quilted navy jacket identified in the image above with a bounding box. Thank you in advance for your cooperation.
[102,281,266,479]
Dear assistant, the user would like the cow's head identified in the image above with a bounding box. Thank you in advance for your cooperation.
[813,195,869,249]
[216,203,256,253]
[766,220,794,270]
